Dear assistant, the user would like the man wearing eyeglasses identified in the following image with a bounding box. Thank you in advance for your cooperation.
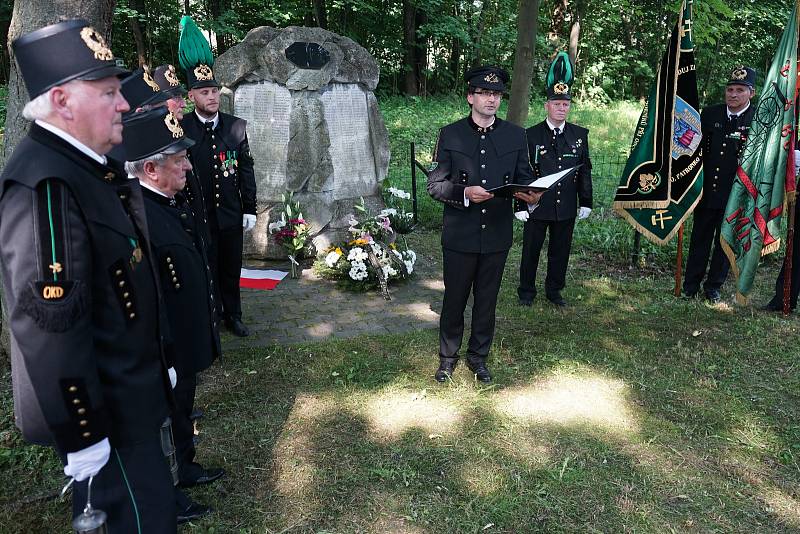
[427,66,542,384]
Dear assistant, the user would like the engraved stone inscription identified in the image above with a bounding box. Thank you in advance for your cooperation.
[320,84,379,199]
[233,81,292,202]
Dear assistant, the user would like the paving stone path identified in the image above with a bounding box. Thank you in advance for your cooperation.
[222,236,468,349]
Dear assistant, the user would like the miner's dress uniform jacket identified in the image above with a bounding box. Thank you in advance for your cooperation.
[527,121,592,221]
[428,116,533,362]
[0,124,172,453]
[428,116,535,253]
[698,103,755,209]
[181,112,256,230]
[141,188,221,378]
[517,121,592,302]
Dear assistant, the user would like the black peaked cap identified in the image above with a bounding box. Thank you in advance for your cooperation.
[122,108,195,161]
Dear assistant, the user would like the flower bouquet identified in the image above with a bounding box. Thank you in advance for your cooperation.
[383,186,415,234]
[268,192,314,277]
[314,198,417,293]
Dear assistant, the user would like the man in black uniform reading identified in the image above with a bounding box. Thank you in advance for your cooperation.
[683,66,756,303]
[428,66,541,384]
[0,20,177,532]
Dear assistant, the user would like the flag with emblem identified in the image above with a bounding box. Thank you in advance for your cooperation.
[613,0,703,244]
[720,4,799,303]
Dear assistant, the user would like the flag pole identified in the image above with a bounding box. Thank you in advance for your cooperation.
[674,223,684,296]
[782,9,800,315]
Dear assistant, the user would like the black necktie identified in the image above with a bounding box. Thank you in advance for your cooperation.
[729,114,739,131]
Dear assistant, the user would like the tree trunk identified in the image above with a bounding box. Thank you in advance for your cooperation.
[507,0,540,126]
[402,0,418,95]
[209,0,229,55]
[1,0,117,366]
[448,2,461,91]
[414,7,427,95]
[312,0,328,28]
[128,0,147,67]
[568,13,581,67]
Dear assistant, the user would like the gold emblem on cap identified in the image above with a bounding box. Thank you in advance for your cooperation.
[142,66,160,92]
[164,65,180,87]
[80,27,114,61]
[194,64,214,81]
[164,112,184,139]
[731,66,748,81]
[554,82,570,94]
[484,73,500,84]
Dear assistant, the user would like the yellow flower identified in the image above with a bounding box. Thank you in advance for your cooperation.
[389,243,397,250]
[335,247,343,255]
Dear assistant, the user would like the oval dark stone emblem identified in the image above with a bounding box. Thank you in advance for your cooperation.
[285,42,331,70]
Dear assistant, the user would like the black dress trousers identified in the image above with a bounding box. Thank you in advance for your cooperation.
[69,433,176,534]
[207,226,245,320]
[518,217,576,300]
[767,200,800,309]
[440,248,508,364]
[683,207,729,295]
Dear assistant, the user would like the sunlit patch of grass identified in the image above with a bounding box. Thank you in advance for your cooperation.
[493,369,640,436]
[362,388,463,440]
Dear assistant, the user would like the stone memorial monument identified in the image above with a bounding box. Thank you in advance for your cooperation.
[214,26,391,258]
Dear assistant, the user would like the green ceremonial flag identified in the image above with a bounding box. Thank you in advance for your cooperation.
[613,0,703,245]
[720,5,799,304]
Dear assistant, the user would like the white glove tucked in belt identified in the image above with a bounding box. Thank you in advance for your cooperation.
[514,210,530,222]
[168,367,177,389]
[577,207,592,220]
[64,437,111,482]
[242,214,257,231]
[242,213,256,232]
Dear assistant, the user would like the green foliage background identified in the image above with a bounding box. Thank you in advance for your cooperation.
[107,0,793,103]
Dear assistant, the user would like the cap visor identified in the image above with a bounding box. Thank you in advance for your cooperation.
[77,64,131,81]
[164,137,195,153]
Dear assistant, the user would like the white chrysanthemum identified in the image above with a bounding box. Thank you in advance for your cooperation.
[403,250,417,265]
[404,261,414,274]
[347,247,364,261]
[380,208,397,216]
[324,251,341,268]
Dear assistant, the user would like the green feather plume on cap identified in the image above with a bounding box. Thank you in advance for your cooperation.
[546,51,574,88]
[179,15,214,70]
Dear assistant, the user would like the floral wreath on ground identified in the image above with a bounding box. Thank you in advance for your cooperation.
[314,197,417,291]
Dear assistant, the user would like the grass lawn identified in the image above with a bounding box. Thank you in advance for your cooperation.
[2,98,800,532]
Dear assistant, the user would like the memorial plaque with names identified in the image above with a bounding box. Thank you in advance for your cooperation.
[234,81,292,201]
[320,84,378,199]
[285,42,330,70]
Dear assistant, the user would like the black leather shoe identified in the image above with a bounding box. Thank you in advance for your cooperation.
[434,360,457,382]
[226,318,249,337]
[189,408,204,421]
[179,466,225,488]
[546,294,567,306]
[705,289,721,303]
[466,361,492,383]
[177,502,212,524]
[762,300,794,312]
[682,291,698,300]
[519,298,533,307]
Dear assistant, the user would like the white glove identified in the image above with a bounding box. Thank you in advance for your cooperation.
[242,214,257,231]
[64,438,111,482]
[168,367,177,389]
[514,210,530,222]
[577,207,592,220]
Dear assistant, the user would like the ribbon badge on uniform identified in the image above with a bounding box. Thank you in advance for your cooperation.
[219,151,238,177]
